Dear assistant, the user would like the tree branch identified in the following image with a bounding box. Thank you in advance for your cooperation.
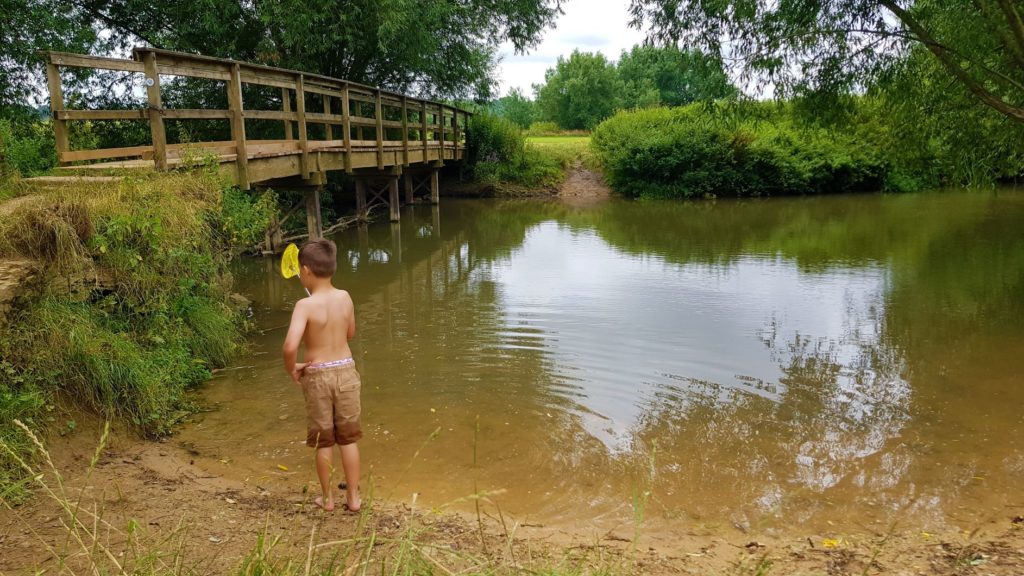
[880,0,1024,123]
[997,0,1024,60]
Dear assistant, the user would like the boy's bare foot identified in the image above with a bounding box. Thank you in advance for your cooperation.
[314,496,335,511]
[343,496,361,513]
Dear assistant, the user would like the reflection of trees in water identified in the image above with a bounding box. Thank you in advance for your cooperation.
[629,322,912,525]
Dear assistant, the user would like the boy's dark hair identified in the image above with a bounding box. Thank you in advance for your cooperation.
[298,238,337,278]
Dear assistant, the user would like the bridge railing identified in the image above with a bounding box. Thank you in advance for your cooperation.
[43,48,471,188]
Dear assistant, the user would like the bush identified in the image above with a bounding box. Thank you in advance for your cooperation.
[591,103,890,199]
[524,121,561,136]
[466,113,566,190]
[0,172,250,495]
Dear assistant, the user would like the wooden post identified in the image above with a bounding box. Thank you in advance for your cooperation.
[430,167,439,205]
[305,187,323,240]
[404,171,414,204]
[401,96,409,166]
[341,83,352,173]
[390,222,402,264]
[454,111,460,156]
[45,62,70,166]
[143,52,168,171]
[436,105,444,156]
[355,178,367,221]
[421,101,428,161]
[431,204,440,238]
[374,90,385,170]
[322,94,333,140]
[282,88,293,140]
[296,74,309,179]
[388,177,400,222]
[227,62,249,188]
[438,106,445,166]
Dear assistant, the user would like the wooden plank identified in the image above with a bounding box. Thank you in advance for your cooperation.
[404,171,413,204]
[322,95,333,140]
[227,62,249,189]
[341,83,352,173]
[142,52,168,170]
[49,51,145,73]
[282,88,293,140]
[304,112,345,124]
[243,109,299,121]
[375,89,384,170]
[161,109,233,119]
[45,63,70,166]
[401,96,409,166]
[61,145,153,162]
[296,74,310,178]
[247,141,302,155]
[159,62,231,82]
[349,116,378,127]
[56,109,147,120]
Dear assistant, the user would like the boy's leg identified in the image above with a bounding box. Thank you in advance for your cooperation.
[314,445,335,511]
[339,442,360,511]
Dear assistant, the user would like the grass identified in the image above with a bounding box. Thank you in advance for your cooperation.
[0,170,276,499]
[0,420,645,575]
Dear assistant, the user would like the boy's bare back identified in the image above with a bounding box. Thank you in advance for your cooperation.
[290,288,356,365]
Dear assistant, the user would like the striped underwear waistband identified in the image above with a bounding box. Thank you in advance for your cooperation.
[306,358,355,371]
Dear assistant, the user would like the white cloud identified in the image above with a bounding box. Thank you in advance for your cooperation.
[495,0,647,97]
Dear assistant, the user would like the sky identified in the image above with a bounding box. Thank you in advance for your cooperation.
[494,0,648,97]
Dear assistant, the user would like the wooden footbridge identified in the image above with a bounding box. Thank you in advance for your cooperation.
[41,48,471,240]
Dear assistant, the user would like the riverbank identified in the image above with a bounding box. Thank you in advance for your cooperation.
[3,417,1022,575]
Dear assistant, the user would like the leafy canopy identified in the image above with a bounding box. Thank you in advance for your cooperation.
[1,0,565,109]
[628,0,1024,123]
[533,50,623,130]
[617,44,737,108]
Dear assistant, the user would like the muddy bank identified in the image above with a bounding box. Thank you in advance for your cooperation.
[2,420,1022,575]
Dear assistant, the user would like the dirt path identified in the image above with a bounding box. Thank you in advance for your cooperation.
[559,163,612,202]
[3,420,1023,575]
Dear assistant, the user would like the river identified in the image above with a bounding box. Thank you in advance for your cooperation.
[179,189,1024,540]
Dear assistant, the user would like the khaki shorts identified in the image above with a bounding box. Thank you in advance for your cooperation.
[300,362,362,448]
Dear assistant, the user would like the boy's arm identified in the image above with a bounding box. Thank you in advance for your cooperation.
[282,300,308,383]
[347,297,357,340]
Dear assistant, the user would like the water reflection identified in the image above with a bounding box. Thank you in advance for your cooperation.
[185,191,1024,536]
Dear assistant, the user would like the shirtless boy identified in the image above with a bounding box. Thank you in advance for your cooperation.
[282,238,362,512]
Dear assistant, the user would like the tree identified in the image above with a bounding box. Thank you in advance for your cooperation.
[628,0,1024,123]
[1,0,565,110]
[617,44,737,108]
[491,87,536,129]
[534,50,622,130]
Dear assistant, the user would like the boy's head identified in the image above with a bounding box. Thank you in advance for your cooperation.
[298,238,337,280]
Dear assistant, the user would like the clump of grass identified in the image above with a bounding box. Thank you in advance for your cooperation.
[0,171,274,495]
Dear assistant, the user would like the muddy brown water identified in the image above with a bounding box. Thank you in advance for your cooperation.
[179,190,1024,542]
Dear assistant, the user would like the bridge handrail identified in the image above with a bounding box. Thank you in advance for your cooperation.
[43,48,472,188]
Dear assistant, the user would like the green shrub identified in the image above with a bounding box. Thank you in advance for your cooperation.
[0,118,57,178]
[0,173,248,494]
[591,103,890,199]
[466,113,567,190]
[524,121,561,136]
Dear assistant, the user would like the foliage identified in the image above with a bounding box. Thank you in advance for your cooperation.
[617,45,737,109]
[490,87,536,129]
[524,121,563,136]
[591,103,890,199]
[219,187,278,248]
[0,172,250,493]
[628,0,1024,124]
[2,0,565,112]
[466,113,566,190]
[534,50,623,131]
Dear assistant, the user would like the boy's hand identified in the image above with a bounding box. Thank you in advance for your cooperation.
[291,362,308,384]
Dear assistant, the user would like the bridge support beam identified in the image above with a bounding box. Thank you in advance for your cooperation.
[430,165,440,205]
[304,186,323,240]
[388,177,400,222]
[404,171,414,205]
